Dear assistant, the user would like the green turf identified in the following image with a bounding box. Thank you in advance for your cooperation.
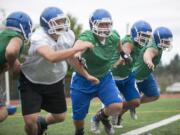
[0,98,180,135]
[151,120,180,135]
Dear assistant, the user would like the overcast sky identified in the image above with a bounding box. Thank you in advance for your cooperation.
[1,0,180,65]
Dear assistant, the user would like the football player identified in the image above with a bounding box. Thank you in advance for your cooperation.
[18,7,93,135]
[132,26,173,117]
[0,11,32,122]
[70,9,123,135]
[92,20,153,129]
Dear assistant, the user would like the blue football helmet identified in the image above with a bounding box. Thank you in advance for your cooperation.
[153,27,173,50]
[131,20,152,46]
[40,7,70,35]
[89,9,113,37]
[6,11,32,40]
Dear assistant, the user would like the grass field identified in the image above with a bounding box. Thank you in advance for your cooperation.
[0,98,180,135]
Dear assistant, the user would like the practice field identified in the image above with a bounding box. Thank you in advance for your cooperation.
[0,98,180,135]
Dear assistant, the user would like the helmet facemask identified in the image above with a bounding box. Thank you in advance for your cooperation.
[42,14,70,35]
[158,38,173,51]
[91,18,113,38]
[135,31,151,46]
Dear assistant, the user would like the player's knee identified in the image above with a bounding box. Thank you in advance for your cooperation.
[153,96,160,101]
[53,113,66,122]
[131,99,141,107]
[0,107,8,122]
[24,117,37,129]
[108,102,123,114]
[6,49,18,59]
[0,112,8,122]
[143,95,160,103]
[117,103,123,111]
[25,120,36,128]
[57,115,66,122]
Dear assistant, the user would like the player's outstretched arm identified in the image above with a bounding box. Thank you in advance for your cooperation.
[143,48,158,71]
[119,42,133,65]
[36,40,93,63]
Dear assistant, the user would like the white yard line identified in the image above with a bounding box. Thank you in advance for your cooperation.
[121,114,180,135]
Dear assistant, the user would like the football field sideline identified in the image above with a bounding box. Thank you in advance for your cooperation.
[121,114,180,135]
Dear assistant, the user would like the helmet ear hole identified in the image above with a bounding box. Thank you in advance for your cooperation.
[6,11,32,40]
[89,9,113,37]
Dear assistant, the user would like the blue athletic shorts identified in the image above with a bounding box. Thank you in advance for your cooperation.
[70,72,122,120]
[115,73,140,101]
[136,74,160,97]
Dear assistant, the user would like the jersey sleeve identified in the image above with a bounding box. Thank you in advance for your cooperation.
[79,30,94,43]
[112,30,120,38]
[112,30,121,42]
[122,35,133,44]
[122,35,134,50]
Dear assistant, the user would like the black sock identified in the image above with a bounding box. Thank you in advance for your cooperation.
[37,116,48,130]
[95,109,112,129]
[95,109,108,121]
[75,128,84,135]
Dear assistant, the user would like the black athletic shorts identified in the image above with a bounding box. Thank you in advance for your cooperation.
[19,72,67,115]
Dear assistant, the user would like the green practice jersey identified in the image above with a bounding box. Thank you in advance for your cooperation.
[133,39,162,80]
[79,30,120,78]
[0,29,24,65]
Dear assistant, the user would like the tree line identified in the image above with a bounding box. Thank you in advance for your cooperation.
[155,54,180,92]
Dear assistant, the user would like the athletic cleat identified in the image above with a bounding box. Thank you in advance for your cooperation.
[113,115,123,128]
[37,116,48,135]
[90,117,101,134]
[129,108,138,120]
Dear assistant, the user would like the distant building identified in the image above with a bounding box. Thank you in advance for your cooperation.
[166,82,180,92]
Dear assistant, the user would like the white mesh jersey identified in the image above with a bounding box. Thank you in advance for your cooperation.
[21,28,75,84]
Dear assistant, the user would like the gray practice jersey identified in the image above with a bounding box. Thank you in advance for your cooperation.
[21,28,75,84]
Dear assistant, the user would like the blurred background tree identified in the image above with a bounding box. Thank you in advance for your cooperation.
[155,54,180,92]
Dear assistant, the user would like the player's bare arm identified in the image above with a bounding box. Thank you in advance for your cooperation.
[73,40,93,51]
[69,57,100,84]
[69,40,99,84]
[143,48,158,70]
[5,37,22,69]
[36,42,93,63]
[115,42,133,66]
[123,42,134,54]
[12,59,21,75]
